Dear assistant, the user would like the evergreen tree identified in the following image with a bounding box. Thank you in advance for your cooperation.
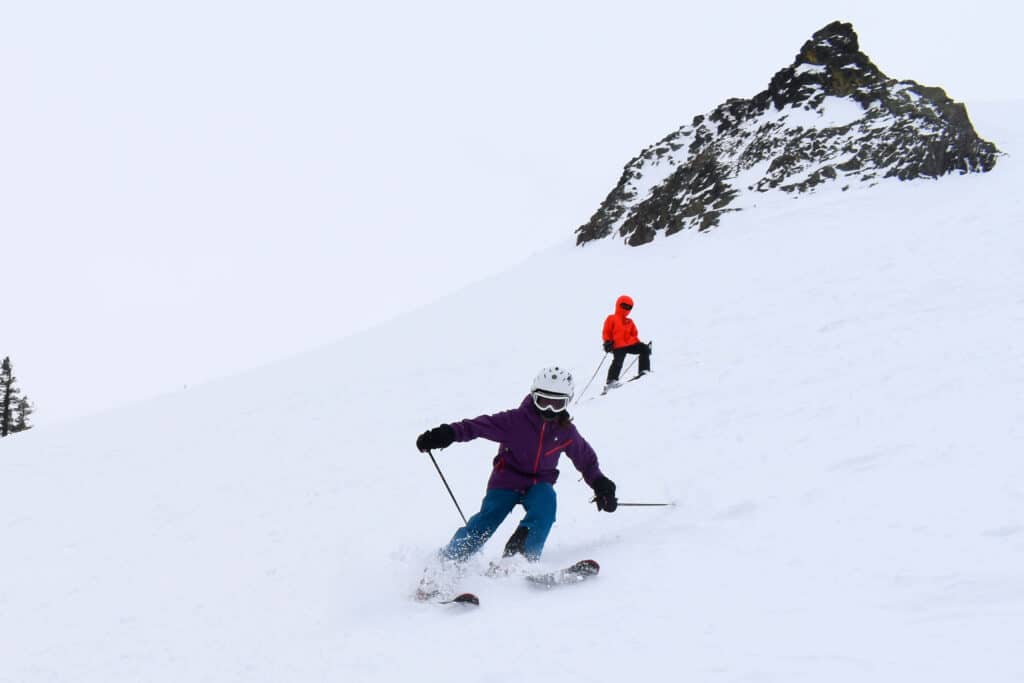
[13,396,34,433]
[1,356,26,437]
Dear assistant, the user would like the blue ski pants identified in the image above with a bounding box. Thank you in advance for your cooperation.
[442,483,556,561]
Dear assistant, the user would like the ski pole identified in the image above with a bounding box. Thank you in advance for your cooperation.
[617,502,675,507]
[590,497,675,507]
[575,353,608,405]
[427,450,468,524]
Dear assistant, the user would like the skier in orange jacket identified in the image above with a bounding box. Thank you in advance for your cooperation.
[602,295,651,390]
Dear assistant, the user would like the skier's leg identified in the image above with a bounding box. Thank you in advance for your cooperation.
[518,483,557,560]
[637,342,651,374]
[606,348,627,383]
[502,525,529,557]
[442,488,519,561]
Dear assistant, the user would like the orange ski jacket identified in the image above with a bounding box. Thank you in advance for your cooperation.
[602,295,639,349]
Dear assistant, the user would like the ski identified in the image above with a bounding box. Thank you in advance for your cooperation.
[525,559,600,588]
[416,588,480,607]
[415,560,598,604]
[599,372,648,396]
[440,592,480,606]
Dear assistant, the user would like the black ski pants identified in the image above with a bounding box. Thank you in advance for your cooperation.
[607,342,651,383]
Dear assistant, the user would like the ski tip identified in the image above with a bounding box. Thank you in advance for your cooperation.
[444,592,480,606]
[573,559,600,576]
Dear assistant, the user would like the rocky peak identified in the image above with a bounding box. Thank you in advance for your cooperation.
[760,21,886,111]
[576,21,1001,247]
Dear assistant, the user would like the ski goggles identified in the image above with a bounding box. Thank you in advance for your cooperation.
[531,390,570,413]
[620,302,633,310]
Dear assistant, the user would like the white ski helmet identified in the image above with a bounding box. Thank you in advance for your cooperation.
[530,366,575,412]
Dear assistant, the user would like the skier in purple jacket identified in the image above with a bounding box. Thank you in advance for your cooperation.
[416,366,618,562]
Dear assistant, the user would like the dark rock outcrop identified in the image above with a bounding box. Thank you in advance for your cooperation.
[576,21,1000,247]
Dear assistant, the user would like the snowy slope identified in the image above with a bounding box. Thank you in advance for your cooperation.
[2,102,1023,683]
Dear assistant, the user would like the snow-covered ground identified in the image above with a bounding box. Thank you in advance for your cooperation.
[2,101,1022,682]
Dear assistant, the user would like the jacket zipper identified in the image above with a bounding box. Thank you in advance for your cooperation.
[532,422,546,483]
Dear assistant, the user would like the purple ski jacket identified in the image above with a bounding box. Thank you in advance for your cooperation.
[449,396,605,493]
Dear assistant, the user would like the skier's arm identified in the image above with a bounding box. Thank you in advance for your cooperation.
[569,435,618,512]
[566,434,604,487]
[602,316,615,343]
[449,409,517,444]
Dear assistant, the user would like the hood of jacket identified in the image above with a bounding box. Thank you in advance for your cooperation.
[614,294,634,320]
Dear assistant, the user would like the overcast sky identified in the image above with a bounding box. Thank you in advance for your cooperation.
[2,0,1020,425]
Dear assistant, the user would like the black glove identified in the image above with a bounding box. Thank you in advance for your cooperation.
[416,424,455,452]
[603,340,614,353]
[592,475,617,512]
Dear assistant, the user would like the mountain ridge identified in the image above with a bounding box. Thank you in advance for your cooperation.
[576,21,1001,246]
